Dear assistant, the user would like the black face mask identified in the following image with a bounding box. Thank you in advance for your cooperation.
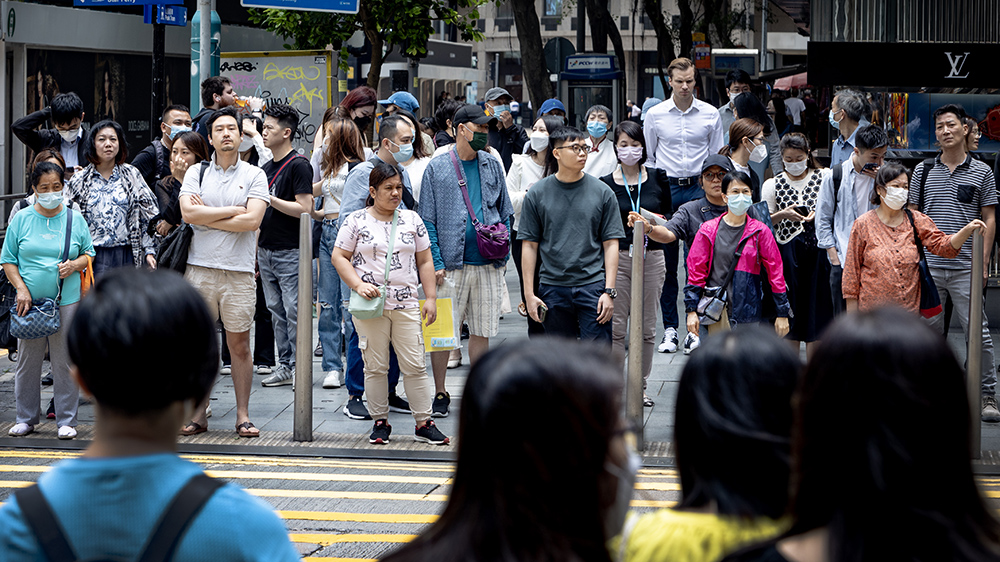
[354,115,372,131]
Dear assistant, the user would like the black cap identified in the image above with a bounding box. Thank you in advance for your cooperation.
[701,154,734,175]
[453,104,497,126]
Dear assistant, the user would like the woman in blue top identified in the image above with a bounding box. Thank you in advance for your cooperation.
[2,162,95,439]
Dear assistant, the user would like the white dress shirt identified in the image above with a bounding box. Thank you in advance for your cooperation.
[583,136,618,179]
[643,97,725,177]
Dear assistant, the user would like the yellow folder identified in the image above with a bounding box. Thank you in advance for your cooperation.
[418,297,459,352]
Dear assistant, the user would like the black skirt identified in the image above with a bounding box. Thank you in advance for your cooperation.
[779,231,834,342]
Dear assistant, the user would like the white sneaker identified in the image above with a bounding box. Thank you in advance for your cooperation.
[658,328,679,353]
[57,426,77,440]
[206,403,213,418]
[255,364,273,375]
[683,332,701,355]
[322,370,342,389]
[8,423,33,436]
[219,364,231,375]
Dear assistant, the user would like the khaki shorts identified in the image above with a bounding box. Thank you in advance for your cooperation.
[185,265,256,333]
[439,264,502,339]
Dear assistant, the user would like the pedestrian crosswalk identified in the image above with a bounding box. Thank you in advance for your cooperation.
[0,448,679,561]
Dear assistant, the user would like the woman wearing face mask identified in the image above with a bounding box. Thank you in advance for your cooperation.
[392,109,434,201]
[616,326,798,562]
[507,115,563,335]
[151,131,209,238]
[2,162,95,439]
[382,339,638,562]
[601,120,672,406]
[761,133,832,358]
[720,118,766,201]
[239,115,271,167]
[841,162,984,313]
[583,104,618,178]
[685,171,790,336]
[65,120,159,277]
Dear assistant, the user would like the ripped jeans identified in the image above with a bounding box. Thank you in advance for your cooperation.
[318,218,344,373]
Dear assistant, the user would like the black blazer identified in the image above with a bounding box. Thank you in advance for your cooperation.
[11,107,88,164]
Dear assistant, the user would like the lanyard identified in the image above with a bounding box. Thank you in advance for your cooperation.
[621,165,644,213]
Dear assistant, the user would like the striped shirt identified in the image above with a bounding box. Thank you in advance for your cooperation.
[908,153,997,269]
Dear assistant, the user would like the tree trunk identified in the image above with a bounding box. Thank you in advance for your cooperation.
[509,0,553,112]
[642,0,676,95]
[586,0,628,114]
[361,2,384,91]
[678,0,694,59]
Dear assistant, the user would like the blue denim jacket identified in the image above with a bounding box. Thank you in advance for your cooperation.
[418,150,513,271]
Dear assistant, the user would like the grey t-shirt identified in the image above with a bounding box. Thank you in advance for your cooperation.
[518,173,625,286]
[708,220,746,291]
[180,158,270,274]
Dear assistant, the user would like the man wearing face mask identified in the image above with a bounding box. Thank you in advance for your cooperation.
[718,69,752,144]
[420,104,514,417]
[131,105,192,190]
[828,89,871,168]
[483,87,529,172]
[583,104,618,178]
[12,92,87,179]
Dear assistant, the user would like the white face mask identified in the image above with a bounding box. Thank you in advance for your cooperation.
[530,132,549,153]
[748,142,768,164]
[882,185,909,210]
[603,445,641,540]
[239,136,254,152]
[783,159,808,176]
[59,128,80,143]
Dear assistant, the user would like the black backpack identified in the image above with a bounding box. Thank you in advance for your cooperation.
[15,473,223,562]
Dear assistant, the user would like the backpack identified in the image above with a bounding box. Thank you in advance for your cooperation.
[15,473,223,562]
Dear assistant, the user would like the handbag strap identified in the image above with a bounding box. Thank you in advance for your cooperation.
[448,149,482,229]
[267,154,305,191]
[56,208,72,304]
[382,209,399,286]
[719,235,752,292]
[904,209,928,262]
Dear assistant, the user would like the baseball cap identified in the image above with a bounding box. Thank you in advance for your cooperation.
[701,154,734,175]
[539,98,566,115]
[484,87,512,102]
[640,98,663,120]
[378,91,419,114]
[453,104,497,126]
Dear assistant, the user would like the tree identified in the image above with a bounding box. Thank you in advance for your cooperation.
[641,0,677,95]
[506,0,554,115]
[248,0,485,90]
[585,0,628,109]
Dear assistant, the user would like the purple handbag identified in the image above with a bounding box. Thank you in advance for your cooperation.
[448,150,510,260]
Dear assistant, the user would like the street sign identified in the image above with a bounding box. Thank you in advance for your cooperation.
[74,0,181,6]
[240,0,359,14]
[144,4,187,26]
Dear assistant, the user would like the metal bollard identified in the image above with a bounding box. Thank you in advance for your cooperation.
[968,231,983,459]
[294,213,314,442]
[626,227,645,450]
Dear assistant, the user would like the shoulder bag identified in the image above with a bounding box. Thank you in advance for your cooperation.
[9,208,74,340]
[904,209,943,318]
[348,208,398,320]
[448,150,510,260]
[156,162,208,274]
[696,232,752,325]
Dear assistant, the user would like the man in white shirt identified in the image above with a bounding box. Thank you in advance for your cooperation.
[785,91,806,132]
[643,57,725,356]
[717,69,752,144]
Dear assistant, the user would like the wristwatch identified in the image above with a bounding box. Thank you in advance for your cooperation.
[604,288,617,299]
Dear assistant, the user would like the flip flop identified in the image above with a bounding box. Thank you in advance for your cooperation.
[179,421,206,436]
[643,394,655,407]
[517,302,528,317]
[236,421,260,438]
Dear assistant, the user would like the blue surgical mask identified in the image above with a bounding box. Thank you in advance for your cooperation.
[587,121,609,139]
[726,193,752,215]
[491,104,510,115]
[169,125,193,140]
[829,109,842,130]
[37,191,64,210]
[389,140,413,163]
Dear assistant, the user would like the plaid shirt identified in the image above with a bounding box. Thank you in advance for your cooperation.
[65,163,159,267]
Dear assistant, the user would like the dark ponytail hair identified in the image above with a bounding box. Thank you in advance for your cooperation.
[30,161,65,189]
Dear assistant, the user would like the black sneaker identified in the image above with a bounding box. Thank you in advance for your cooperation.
[388,393,411,413]
[414,420,450,445]
[45,398,55,420]
[41,372,53,386]
[432,392,450,418]
[343,396,372,420]
[369,419,391,444]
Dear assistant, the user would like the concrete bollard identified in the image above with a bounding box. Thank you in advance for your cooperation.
[626,227,645,450]
[294,213,314,442]
[969,231,983,459]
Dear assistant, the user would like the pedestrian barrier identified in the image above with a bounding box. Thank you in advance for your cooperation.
[627,227,645,450]
[970,230,984,459]
[295,213,313,442]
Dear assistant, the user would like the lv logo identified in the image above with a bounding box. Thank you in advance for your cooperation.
[945,52,971,79]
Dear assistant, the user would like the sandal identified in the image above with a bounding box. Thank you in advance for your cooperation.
[517,302,528,317]
[179,421,206,436]
[236,421,260,438]
[643,394,655,407]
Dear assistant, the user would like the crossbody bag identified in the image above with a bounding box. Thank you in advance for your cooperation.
[447,150,510,260]
[348,208,399,319]
[9,208,74,340]
[904,209,943,318]
[696,233,752,325]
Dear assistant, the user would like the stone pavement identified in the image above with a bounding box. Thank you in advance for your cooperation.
[3,264,1000,462]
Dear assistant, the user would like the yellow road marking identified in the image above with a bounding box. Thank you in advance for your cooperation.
[202,469,451,485]
[0,465,48,473]
[0,480,33,488]
[635,481,681,491]
[279,510,437,524]
[249,488,450,501]
[290,533,417,545]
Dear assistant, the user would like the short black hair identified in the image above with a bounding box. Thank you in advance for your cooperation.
[855,124,889,151]
[85,120,128,166]
[265,103,300,138]
[30,161,65,188]
[722,170,753,193]
[200,76,231,108]
[543,126,588,176]
[732,92,773,135]
[378,115,409,143]
[67,269,219,417]
[161,104,190,120]
[50,92,84,125]
[933,103,968,124]
[206,106,243,137]
[435,99,464,131]
[612,120,647,166]
[725,69,752,89]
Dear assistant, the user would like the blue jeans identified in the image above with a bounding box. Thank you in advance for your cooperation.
[538,280,612,342]
[317,219,344,373]
[341,279,401,397]
[258,247,299,368]
[660,178,702,330]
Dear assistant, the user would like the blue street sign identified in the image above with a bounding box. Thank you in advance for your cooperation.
[75,0,182,6]
[157,5,187,25]
[240,0,359,15]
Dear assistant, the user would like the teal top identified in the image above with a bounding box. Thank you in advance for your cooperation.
[461,158,489,265]
[0,206,95,305]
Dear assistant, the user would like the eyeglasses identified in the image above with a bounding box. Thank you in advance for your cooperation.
[702,171,726,180]
[554,144,589,155]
